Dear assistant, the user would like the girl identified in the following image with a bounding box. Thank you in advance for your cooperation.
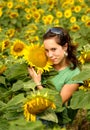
[28,27,83,126]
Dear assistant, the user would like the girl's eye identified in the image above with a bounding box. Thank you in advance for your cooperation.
[51,48,56,51]
[45,48,57,52]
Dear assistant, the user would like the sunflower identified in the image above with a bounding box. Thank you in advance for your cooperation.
[70,24,80,32]
[78,44,90,64]
[85,19,90,28]
[7,1,13,9]
[70,16,76,23]
[23,43,52,72]
[6,28,15,38]
[1,39,10,51]
[64,9,72,18]
[10,39,27,58]
[79,79,90,91]
[23,92,56,121]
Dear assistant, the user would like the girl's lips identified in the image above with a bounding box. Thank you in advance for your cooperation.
[51,58,57,62]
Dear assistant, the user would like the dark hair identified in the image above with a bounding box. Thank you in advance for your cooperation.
[43,27,80,70]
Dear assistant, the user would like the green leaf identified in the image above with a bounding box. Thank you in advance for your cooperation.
[0,118,9,130]
[23,79,36,91]
[39,109,58,123]
[9,118,44,130]
[69,90,90,109]
[6,93,25,107]
[11,80,24,92]
[87,110,90,121]
[4,63,28,81]
[72,68,90,81]
[0,100,6,108]
[0,76,6,85]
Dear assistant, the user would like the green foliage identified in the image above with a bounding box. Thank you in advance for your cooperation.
[69,90,90,109]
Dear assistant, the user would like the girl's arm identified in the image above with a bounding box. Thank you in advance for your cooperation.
[60,83,79,103]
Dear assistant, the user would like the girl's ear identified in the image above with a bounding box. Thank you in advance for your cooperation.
[63,43,68,51]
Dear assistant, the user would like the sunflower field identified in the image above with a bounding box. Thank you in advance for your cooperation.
[0,0,90,130]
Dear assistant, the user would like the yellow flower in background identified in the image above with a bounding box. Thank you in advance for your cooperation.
[23,43,52,72]
[62,0,74,8]
[64,9,72,18]
[85,7,90,14]
[47,14,54,22]
[38,9,44,15]
[42,14,54,25]
[30,6,37,13]
[70,16,76,23]
[31,0,38,6]
[78,44,90,64]
[23,92,56,121]
[56,11,63,18]
[0,8,3,17]
[0,26,2,32]
[9,12,19,18]
[70,24,80,32]
[62,1,69,8]
[11,39,27,58]
[85,19,90,27]
[53,19,59,25]
[25,8,31,13]
[74,5,81,13]
[6,28,15,38]
[32,11,41,22]
[81,15,89,22]
[78,0,84,3]
[1,39,10,51]
[7,1,13,9]
[79,79,90,91]
[25,13,31,20]
[78,53,86,64]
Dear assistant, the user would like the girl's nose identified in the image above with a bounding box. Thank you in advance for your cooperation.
[48,51,53,58]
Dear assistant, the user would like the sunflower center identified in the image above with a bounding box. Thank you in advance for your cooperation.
[29,48,47,67]
[14,43,24,52]
[4,41,9,47]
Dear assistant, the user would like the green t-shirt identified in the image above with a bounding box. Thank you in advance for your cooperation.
[43,66,83,91]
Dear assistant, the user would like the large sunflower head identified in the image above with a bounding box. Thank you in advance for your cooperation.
[10,39,27,58]
[23,43,52,72]
[23,92,56,121]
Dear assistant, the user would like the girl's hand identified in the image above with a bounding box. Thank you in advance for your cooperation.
[28,67,42,85]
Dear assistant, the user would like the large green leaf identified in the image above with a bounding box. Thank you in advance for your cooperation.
[23,79,36,91]
[39,109,58,123]
[0,76,6,85]
[9,118,44,130]
[6,93,25,107]
[11,79,36,92]
[4,63,28,81]
[0,100,6,108]
[69,90,90,109]
[0,118,9,130]
[72,68,90,81]
[11,80,24,92]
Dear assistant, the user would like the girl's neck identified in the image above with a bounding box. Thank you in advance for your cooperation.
[53,60,70,71]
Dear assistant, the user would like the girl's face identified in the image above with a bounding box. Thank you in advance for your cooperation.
[44,38,67,65]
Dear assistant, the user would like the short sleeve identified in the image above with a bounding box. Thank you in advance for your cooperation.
[65,68,83,85]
